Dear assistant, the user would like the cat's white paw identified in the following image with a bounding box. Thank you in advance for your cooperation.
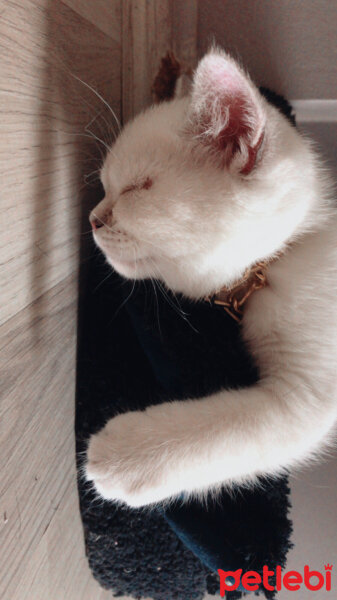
[85,409,182,507]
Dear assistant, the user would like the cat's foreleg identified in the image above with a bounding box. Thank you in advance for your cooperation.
[86,379,336,507]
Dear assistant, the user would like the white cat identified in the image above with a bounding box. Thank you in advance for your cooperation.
[86,49,337,508]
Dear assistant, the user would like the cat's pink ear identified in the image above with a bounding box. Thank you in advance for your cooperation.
[188,50,266,174]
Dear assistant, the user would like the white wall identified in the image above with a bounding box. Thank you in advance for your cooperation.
[198,0,337,99]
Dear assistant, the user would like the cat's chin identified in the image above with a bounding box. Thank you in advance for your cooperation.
[106,255,154,279]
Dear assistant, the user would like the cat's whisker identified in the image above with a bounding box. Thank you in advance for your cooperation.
[55,113,113,163]
[56,130,102,143]
[75,82,119,144]
[145,256,198,333]
[77,153,103,174]
[84,128,110,152]
[84,168,101,178]
[83,175,101,187]
[58,129,108,162]
[92,269,114,293]
[131,246,140,285]
[84,109,104,134]
[79,229,95,236]
[151,278,163,339]
[83,167,103,186]
[156,278,192,324]
[114,271,137,317]
[85,108,116,146]
[78,248,103,269]
[70,72,121,134]
[89,109,117,148]
[157,281,198,332]
[133,241,163,338]
[84,111,111,152]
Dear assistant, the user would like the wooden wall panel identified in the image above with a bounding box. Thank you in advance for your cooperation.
[63,0,121,39]
[0,0,121,326]
[172,0,198,69]
[0,1,121,598]
[122,0,197,122]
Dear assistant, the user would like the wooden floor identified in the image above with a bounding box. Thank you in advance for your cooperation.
[0,276,111,600]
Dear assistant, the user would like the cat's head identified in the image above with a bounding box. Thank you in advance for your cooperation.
[90,49,319,298]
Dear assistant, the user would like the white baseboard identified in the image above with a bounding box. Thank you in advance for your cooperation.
[290,100,337,123]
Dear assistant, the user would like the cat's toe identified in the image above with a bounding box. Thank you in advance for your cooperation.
[85,430,122,499]
[85,458,123,501]
[85,430,112,479]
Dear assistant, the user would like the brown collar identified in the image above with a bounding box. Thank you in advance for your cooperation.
[206,260,270,322]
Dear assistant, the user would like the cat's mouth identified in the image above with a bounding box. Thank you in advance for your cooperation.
[106,254,154,278]
[93,234,156,278]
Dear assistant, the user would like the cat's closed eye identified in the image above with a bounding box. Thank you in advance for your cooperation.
[120,176,153,196]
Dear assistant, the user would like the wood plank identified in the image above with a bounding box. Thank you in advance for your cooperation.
[0,0,121,325]
[0,275,78,599]
[0,0,123,596]
[12,469,113,600]
[121,0,197,123]
[1,273,115,599]
[172,0,198,69]
[122,0,172,123]
[63,0,121,40]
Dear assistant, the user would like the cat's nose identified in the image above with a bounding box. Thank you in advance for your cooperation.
[89,207,112,230]
[90,216,104,230]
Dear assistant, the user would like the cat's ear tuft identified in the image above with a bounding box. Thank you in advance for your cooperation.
[188,49,266,174]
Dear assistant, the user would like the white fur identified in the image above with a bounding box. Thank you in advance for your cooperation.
[86,49,337,507]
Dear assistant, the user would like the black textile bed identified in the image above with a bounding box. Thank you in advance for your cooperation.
[75,89,295,599]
